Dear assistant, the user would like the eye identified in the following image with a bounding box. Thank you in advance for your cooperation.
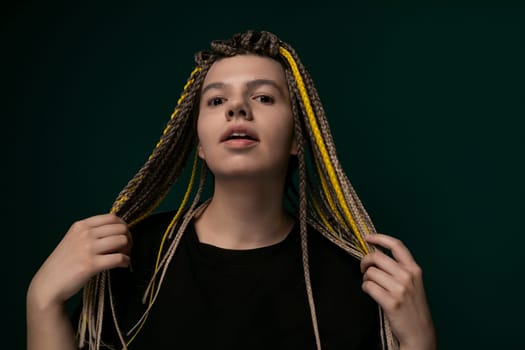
[254,95,274,104]
[207,97,225,106]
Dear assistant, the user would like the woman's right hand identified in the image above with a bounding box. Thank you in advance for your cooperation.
[28,213,132,309]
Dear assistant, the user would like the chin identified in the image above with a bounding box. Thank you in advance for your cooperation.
[205,158,289,182]
[211,168,265,180]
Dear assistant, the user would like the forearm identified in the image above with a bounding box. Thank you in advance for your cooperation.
[26,214,131,350]
[26,286,77,350]
[399,328,437,350]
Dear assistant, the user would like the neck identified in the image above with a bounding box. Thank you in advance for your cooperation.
[194,177,294,249]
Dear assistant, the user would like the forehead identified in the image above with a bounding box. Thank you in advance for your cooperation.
[203,54,287,87]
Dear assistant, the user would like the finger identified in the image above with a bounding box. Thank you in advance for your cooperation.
[361,250,409,279]
[90,234,132,255]
[89,223,130,239]
[363,266,404,295]
[361,280,397,312]
[365,233,416,267]
[94,253,131,271]
[79,213,126,228]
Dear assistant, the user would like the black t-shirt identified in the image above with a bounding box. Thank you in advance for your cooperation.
[78,210,381,350]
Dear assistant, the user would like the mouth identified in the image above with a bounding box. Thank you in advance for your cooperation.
[220,127,259,143]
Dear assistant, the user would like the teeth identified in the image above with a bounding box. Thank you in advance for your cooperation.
[226,132,255,141]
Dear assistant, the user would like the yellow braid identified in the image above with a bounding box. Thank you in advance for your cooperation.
[279,47,369,254]
[312,197,337,236]
[111,192,131,215]
[314,157,349,231]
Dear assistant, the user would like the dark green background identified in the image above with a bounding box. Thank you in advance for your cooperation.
[6,3,524,349]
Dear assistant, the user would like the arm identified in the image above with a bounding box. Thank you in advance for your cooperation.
[360,234,437,350]
[27,214,132,350]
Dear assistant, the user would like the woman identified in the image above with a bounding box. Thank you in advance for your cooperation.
[27,30,436,350]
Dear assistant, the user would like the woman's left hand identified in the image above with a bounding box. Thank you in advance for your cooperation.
[361,233,437,350]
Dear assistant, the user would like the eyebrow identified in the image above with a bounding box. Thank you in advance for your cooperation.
[201,79,286,97]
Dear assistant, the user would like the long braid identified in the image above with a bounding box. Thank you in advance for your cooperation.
[280,44,370,252]
[112,66,208,223]
[301,62,377,241]
[78,65,211,349]
[288,44,399,349]
[278,40,399,350]
[286,68,322,350]
[124,162,209,344]
[284,54,355,250]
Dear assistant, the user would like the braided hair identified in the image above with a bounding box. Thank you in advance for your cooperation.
[78,30,398,350]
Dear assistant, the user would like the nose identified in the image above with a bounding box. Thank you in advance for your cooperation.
[226,99,252,121]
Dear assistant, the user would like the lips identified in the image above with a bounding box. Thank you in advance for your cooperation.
[220,125,259,143]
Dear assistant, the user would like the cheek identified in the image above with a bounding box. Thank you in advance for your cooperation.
[196,117,209,159]
[196,110,223,161]
[275,113,296,154]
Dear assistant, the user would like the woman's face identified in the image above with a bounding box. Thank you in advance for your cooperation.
[197,54,297,182]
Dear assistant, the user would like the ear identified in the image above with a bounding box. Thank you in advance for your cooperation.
[197,143,205,159]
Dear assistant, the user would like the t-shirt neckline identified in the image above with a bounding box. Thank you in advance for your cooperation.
[185,221,299,266]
